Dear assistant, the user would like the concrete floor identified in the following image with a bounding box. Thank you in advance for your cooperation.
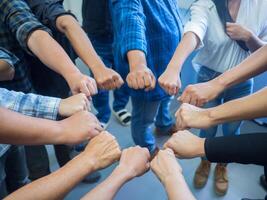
[46,58,267,199]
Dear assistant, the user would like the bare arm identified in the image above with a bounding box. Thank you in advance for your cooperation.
[5,132,121,200]
[0,60,14,81]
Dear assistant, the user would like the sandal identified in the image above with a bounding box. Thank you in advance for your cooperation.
[113,109,131,126]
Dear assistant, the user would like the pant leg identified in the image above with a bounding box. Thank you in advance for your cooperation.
[25,145,50,180]
[54,145,72,167]
[5,146,28,193]
[112,83,130,112]
[221,79,253,137]
[92,90,111,123]
[131,97,161,153]
[154,96,174,132]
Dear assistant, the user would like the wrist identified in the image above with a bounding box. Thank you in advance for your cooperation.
[197,138,206,157]
[163,172,184,186]
[129,63,147,72]
[243,30,253,43]
[167,62,182,74]
[114,165,135,181]
[88,59,107,74]
[53,121,67,144]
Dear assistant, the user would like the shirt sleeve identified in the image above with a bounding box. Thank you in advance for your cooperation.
[111,0,147,58]
[0,0,52,54]
[0,88,61,120]
[0,48,19,69]
[205,133,267,166]
[183,0,211,49]
[27,0,77,31]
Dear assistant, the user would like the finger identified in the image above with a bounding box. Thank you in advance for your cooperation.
[131,77,139,90]
[137,75,145,89]
[146,73,156,91]
[183,94,191,104]
[189,96,197,106]
[144,73,152,88]
[85,98,91,111]
[80,81,91,97]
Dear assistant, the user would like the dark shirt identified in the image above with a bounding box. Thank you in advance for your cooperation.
[205,133,267,166]
[82,0,113,36]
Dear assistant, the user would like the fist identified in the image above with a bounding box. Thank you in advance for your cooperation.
[158,68,181,96]
[226,22,252,42]
[118,146,150,179]
[59,93,91,117]
[84,131,121,171]
[151,148,182,184]
[126,64,156,91]
[164,130,205,159]
[59,111,103,145]
[175,103,212,130]
[94,67,124,90]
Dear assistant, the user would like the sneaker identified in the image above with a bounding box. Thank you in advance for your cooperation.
[113,109,131,126]
[260,175,267,191]
[194,160,211,188]
[154,124,178,136]
[214,163,228,196]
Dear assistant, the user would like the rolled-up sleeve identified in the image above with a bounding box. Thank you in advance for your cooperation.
[0,0,51,54]
[0,88,61,120]
[111,0,147,58]
[183,0,210,49]
[26,0,76,31]
[0,48,19,69]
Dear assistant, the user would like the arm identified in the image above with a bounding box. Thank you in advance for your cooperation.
[82,146,150,200]
[0,60,14,81]
[164,130,267,166]
[5,132,121,200]
[151,149,196,200]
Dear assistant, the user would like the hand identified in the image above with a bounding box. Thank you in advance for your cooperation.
[179,80,224,107]
[84,131,121,171]
[66,72,98,98]
[58,111,103,145]
[164,131,205,159]
[151,148,182,185]
[126,64,156,91]
[158,67,181,96]
[59,93,91,117]
[117,146,150,180]
[226,22,252,42]
[93,66,124,90]
[175,103,212,130]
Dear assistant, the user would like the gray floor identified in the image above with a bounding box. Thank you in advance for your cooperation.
[46,59,267,200]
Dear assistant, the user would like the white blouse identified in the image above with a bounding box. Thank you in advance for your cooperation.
[184,0,267,73]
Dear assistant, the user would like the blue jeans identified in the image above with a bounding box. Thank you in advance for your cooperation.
[89,35,130,123]
[197,66,253,141]
[131,96,174,153]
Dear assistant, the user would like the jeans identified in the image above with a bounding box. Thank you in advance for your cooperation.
[0,146,28,198]
[197,66,253,143]
[131,96,174,153]
[89,35,130,123]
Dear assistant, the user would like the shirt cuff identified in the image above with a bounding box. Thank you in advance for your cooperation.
[183,22,205,49]
[35,96,61,121]
[121,36,147,59]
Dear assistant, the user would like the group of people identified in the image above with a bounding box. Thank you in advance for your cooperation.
[0,0,266,199]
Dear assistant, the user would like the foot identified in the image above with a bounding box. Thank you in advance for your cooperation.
[113,108,131,126]
[194,160,211,188]
[154,124,178,136]
[82,171,101,183]
[214,163,228,196]
[260,175,267,191]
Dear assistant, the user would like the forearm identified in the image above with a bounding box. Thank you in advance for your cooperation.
[205,133,267,166]
[82,167,130,200]
[245,32,267,52]
[127,50,147,70]
[208,87,267,125]
[27,30,80,82]
[0,61,14,81]
[213,45,267,90]
[56,15,106,73]
[5,152,93,200]
[167,32,199,73]
[0,107,63,145]
[164,174,195,200]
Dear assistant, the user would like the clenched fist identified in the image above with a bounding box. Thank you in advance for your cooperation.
[84,131,121,171]
[158,68,181,96]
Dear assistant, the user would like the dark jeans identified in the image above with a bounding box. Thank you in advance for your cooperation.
[0,146,28,198]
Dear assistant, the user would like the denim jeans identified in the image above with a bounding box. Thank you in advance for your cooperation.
[0,146,28,198]
[89,35,130,123]
[197,66,253,140]
[131,96,174,153]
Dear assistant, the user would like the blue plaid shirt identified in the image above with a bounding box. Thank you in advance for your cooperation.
[0,0,51,93]
[0,49,61,156]
[111,0,183,101]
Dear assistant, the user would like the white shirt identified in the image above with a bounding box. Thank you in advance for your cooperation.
[184,0,267,73]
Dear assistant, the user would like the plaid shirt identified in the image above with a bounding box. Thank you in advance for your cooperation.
[0,0,51,93]
[111,0,183,101]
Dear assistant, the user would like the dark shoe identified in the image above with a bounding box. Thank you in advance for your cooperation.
[260,175,267,191]
[154,124,178,136]
[194,160,211,188]
[82,171,101,183]
[150,146,160,161]
[214,163,228,196]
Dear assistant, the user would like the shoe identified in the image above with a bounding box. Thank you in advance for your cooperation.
[150,146,160,161]
[154,124,178,136]
[214,163,228,196]
[112,109,131,126]
[82,171,101,183]
[260,175,267,191]
[194,160,211,188]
